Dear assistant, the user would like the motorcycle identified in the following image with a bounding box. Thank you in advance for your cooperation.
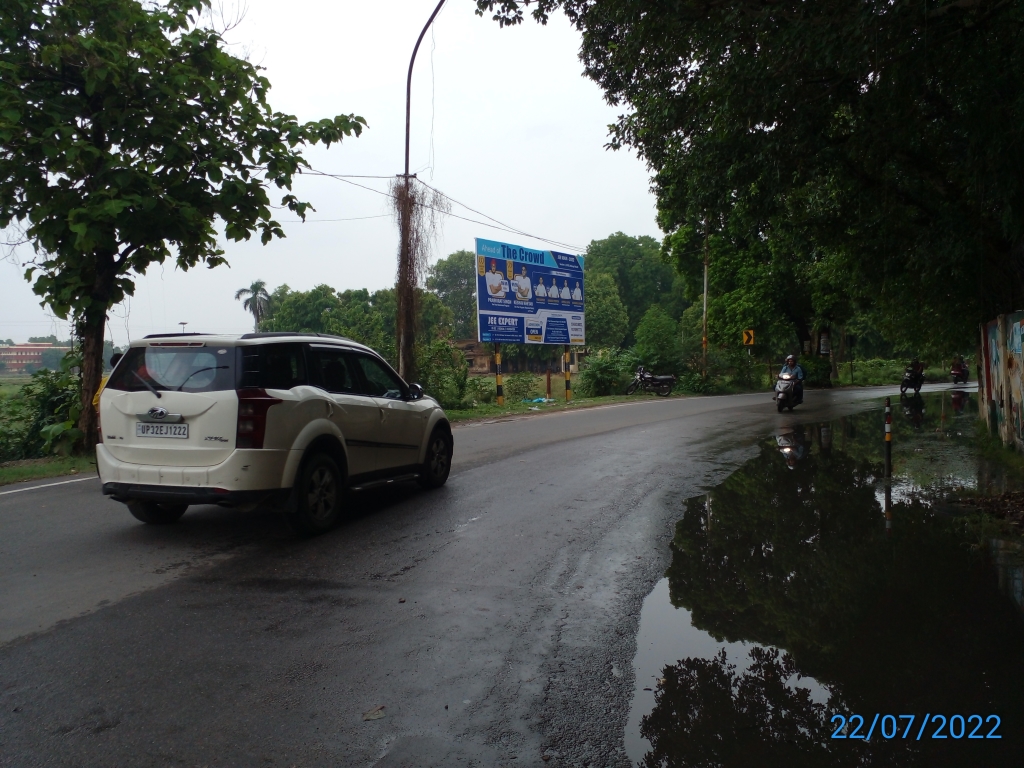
[626,366,676,397]
[950,363,969,384]
[900,366,924,395]
[774,372,803,412]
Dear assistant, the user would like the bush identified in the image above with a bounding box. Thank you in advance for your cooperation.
[799,356,832,387]
[578,348,636,396]
[679,372,715,394]
[465,376,495,405]
[0,351,82,461]
[418,337,468,410]
[634,305,682,375]
[504,371,539,402]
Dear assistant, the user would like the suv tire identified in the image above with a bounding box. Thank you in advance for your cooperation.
[287,453,344,535]
[417,427,452,489]
[127,500,188,525]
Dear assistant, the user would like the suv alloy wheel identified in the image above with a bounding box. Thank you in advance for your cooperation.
[417,427,452,489]
[287,453,344,535]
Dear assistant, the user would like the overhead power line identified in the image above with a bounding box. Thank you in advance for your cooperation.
[300,169,586,253]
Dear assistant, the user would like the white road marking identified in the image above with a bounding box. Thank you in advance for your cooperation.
[0,475,96,497]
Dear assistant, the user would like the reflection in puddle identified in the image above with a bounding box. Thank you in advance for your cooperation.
[626,392,1024,766]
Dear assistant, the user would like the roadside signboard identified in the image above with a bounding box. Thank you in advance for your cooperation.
[743,329,755,346]
[475,237,585,345]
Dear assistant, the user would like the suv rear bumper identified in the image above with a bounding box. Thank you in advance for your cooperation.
[96,444,291,492]
[102,482,288,507]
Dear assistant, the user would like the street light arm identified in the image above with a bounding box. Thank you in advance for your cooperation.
[405,0,448,177]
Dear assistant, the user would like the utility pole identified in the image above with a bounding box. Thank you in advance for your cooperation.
[396,0,447,380]
[702,223,710,378]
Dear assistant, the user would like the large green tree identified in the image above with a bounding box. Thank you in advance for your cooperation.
[426,249,477,340]
[585,233,686,344]
[0,0,365,448]
[583,271,628,348]
[476,0,1024,357]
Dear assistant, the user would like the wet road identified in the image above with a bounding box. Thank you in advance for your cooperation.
[0,385,963,766]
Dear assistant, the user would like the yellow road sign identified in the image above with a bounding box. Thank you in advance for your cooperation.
[742,329,755,346]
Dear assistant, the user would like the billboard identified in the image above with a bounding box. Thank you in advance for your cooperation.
[475,237,585,345]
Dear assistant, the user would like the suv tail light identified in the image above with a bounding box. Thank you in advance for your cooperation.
[236,389,282,449]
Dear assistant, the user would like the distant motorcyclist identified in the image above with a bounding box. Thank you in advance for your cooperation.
[910,357,925,375]
[780,354,805,402]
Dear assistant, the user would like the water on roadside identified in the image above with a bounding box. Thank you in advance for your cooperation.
[626,391,1024,767]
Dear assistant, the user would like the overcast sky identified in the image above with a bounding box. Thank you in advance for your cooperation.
[1,0,659,346]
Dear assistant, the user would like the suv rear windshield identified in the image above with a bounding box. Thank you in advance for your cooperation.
[106,345,236,394]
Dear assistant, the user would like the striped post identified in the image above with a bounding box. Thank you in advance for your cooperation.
[495,343,504,406]
[884,396,892,478]
[564,345,572,402]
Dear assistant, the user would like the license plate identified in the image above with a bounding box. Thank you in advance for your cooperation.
[136,422,188,439]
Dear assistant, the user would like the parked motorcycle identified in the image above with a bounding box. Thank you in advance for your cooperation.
[950,362,969,384]
[626,366,676,397]
[774,372,803,412]
[900,366,924,395]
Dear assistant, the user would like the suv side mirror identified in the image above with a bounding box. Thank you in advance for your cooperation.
[408,382,424,400]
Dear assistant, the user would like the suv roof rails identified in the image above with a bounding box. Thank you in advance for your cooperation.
[238,332,356,342]
[143,332,208,339]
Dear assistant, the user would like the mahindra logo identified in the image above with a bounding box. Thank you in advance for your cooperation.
[148,406,168,420]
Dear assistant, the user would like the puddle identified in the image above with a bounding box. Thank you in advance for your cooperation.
[626,391,1024,766]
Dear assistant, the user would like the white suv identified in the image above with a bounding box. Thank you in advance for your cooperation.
[97,333,453,534]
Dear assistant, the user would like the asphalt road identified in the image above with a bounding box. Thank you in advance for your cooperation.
[0,384,956,767]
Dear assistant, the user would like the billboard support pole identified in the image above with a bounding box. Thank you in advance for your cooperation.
[546,363,552,400]
[564,345,572,402]
[495,343,504,406]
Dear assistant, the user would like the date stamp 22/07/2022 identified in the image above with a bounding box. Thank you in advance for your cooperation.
[831,714,1001,741]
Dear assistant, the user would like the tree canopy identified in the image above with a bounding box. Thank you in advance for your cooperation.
[426,249,477,339]
[585,233,685,344]
[0,0,364,447]
[476,0,1024,357]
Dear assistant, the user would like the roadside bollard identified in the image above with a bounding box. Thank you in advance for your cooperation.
[495,343,504,406]
[885,396,893,536]
[884,397,892,478]
[564,345,572,402]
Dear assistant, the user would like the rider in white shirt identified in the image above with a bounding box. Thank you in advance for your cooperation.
[514,265,532,300]
[485,260,506,299]
[571,281,583,301]
[559,280,571,301]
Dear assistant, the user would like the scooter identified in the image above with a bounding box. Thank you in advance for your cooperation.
[774,372,803,412]
[625,366,675,397]
[900,366,924,395]
[950,362,969,384]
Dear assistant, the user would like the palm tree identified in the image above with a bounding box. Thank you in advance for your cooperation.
[235,280,270,332]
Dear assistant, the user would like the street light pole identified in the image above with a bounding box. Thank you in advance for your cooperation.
[396,0,447,380]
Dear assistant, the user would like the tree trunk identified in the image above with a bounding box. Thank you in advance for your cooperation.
[77,250,116,451]
[396,177,417,382]
[77,310,105,451]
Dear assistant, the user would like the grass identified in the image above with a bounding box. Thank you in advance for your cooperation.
[835,359,954,387]
[0,377,27,399]
[449,373,693,423]
[0,454,96,487]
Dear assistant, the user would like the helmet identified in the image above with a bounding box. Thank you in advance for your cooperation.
[785,354,796,363]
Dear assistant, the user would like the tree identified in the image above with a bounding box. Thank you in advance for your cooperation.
[0,0,365,449]
[634,304,681,375]
[261,284,343,336]
[583,271,628,348]
[426,250,477,340]
[585,233,686,344]
[476,0,1024,357]
[234,280,270,333]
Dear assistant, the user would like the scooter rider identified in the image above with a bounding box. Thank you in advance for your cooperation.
[781,354,805,402]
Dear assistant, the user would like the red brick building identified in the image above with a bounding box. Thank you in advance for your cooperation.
[0,343,70,373]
